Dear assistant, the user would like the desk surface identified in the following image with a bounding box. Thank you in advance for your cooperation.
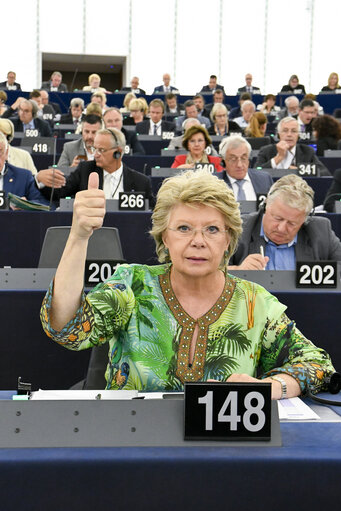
[0,395,340,511]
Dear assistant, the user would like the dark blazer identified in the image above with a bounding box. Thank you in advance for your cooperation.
[237,86,261,94]
[153,85,179,94]
[59,112,79,124]
[121,86,146,95]
[43,161,155,208]
[216,169,273,195]
[255,143,330,176]
[122,127,145,155]
[324,168,341,212]
[2,109,53,136]
[280,84,306,94]
[208,121,242,136]
[229,106,241,120]
[3,163,49,205]
[200,84,225,94]
[321,86,341,92]
[165,104,184,115]
[41,81,68,92]
[135,119,176,134]
[230,210,341,265]
[0,81,21,90]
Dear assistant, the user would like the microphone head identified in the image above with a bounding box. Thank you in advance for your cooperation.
[327,372,341,394]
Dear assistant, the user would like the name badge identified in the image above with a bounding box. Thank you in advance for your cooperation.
[119,192,146,210]
[162,132,174,140]
[195,163,215,173]
[184,382,271,441]
[296,261,337,288]
[0,191,7,210]
[298,164,317,176]
[25,129,39,137]
[84,260,124,287]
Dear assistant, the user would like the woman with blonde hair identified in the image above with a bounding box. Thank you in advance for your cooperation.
[41,168,335,396]
[321,72,341,92]
[244,112,267,137]
[120,92,136,113]
[82,73,107,93]
[123,97,147,125]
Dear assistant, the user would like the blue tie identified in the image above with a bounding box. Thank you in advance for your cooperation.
[236,179,246,201]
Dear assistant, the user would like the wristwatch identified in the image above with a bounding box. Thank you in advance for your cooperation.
[271,375,287,399]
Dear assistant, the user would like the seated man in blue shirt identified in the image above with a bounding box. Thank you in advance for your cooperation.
[0,132,49,206]
[229,174,341,270]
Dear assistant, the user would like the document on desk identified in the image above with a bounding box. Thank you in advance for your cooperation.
[278,397,320,420]
[30,390,139,400]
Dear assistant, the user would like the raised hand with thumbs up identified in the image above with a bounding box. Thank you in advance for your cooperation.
[51,172,106,330]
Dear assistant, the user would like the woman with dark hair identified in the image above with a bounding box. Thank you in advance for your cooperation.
[280,75,306,94]
[258,94,280,115]
[244,112,267,138]
[171,125,223,171]
[321,73,341,92]
[312,114,341,156]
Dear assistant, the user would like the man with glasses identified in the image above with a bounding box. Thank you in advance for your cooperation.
[229,174,341,270]
[38,128,155,207]
[217,135,273,199]
[2,98,52,136]
[255,117,329,175]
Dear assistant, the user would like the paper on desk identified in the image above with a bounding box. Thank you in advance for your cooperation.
[277,397,320,420]
[30,390,139,400]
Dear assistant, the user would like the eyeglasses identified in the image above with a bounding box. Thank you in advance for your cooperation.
[168,225,229,240]
[91,146,115,154]
[226,155,249,165]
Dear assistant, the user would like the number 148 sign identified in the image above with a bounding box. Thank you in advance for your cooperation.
[184,382,272,441]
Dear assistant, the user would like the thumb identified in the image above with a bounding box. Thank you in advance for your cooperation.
[88,172,99,190]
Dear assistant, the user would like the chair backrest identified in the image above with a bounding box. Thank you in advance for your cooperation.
[38,226,124,268]
[246,136,271,150]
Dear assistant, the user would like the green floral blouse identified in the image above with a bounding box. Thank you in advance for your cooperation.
[40,264,335,393]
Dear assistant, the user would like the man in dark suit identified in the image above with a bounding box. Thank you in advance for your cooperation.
[218,135,273,200]
[229,174,341,269]
[0,71,21,90]
[2,98,52,136]
[0,132,49,205]
[237,73,261,94]
[135,99,175,135]
[164,92,184,115]
[59,97,85,126]
[103,108,145,154]
[255,117,329,175]
[40,127,155,208]
[200,75,225,94]
[153,73,179,94]
[229,92,251,119]
[41,71,68,92]
[121,76,146,95]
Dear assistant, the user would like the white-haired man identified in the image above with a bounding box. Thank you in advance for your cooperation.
[217,135,273,200]
[234,100,256,128]
[229,174,341,270]
[255,117,329,175]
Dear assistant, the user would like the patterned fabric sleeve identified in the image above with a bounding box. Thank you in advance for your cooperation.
[259,312,335,395]
[40,271,135,351]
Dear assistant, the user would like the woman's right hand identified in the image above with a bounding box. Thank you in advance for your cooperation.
[71,172,106,240]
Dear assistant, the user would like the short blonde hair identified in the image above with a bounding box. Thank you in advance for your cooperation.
[129,98,145,113]
[150,169,242,264]
[210,103,228,123]
[86,103,102,117]
[123,92,136,108]
[89,73,101,84]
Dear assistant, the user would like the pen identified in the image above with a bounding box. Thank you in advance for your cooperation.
[260,246,266,270]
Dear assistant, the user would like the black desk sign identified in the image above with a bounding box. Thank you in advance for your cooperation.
[84,260,124,287]
[195,163,215,173]
[184,382,272,441]
[119,192,145,210]
[296,261,338,288]
[298,164,317,176]
[24,129,39,137]
[256,193,267,209]
[0,191,7,210]
[162,132,174,140]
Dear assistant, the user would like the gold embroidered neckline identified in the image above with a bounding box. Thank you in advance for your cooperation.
[159,267,236,383]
